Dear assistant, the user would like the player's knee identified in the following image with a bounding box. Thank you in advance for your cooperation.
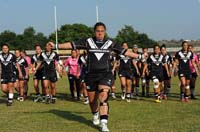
[99,89,109,106]
[153,78,159,89]
[185,85,190,90]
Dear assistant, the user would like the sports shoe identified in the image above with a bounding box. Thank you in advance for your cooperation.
[51,98,56,104]
[83,99,89,105]
[100,123,109,132]
[7,100,13,106]
[111,93,116,99]
[185,97,189,102]
[126,98,131,103]
[45,96,51,104]
[34,95,42,102]
[130,93,134,99]
[155,99,161,103]
[19,97,24,102]
[92,113,100,125]
[121,93,125,100]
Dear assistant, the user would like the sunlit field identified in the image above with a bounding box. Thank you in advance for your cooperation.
[0,75,200,132]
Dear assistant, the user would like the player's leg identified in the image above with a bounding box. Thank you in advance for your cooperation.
[43,79,51,104]
[152,77,161,103]
[75,78,81,100]
[81,82,89,104]
[119,76,126,100]
[126,78,132,102]
[98,85,110,132]
[68,74,75,99]
[179,77,186,102]
[19,80,24,101]
[7,82,14,106]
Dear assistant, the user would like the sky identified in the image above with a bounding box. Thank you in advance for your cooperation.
[0,0,200,40]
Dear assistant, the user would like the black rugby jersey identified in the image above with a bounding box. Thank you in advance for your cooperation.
[31,54,43,71]
[72,37,126,73]
[175,50,193,72]
[147,53,166,73]
[0,52,17,75]
[40,51,59,73]
[16,57,28,76]
[118,55,132,72]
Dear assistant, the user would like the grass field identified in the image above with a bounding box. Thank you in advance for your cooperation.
[0,75,200,132]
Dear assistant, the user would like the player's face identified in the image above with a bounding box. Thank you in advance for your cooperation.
[15,50,20,58]
[154,46,160,54]
[35,46,42,54]
[122,43,128,49]
[189,46,194,52]
[46,44,52,52]
[95,26,105,40]
[2,46,9,54]
[182,43,188,51]
[133,48,138,53]
[71,50,77,58]
[161,48,166,55]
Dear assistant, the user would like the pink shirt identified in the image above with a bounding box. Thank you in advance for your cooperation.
[25,56,31,66]
[64,56,80,76]
[190,53,198,73]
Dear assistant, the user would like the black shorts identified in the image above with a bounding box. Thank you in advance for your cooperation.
[163,70,170,80]
[150,71,164,82]
[34,71,43,80]
[42,72,57,82]
[132,70,140,78]
[191,72,198,78]
[1,75,16,84]
[178,70,191,80]
[80,73,86,83]
[113,71,117,80]
[118,70,133,80]
[85,72,113,92]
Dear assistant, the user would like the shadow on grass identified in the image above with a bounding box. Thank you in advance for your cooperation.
[49,109,99,130]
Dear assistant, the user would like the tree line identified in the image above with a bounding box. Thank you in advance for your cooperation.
[0,24,156,50]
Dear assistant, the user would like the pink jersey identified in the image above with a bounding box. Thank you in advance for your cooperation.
[190,53,198,73]
[64,56,80,76]
[25,56,31,66]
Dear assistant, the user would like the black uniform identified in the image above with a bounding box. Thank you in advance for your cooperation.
[110,54,117,80]
[31,54,43,80]
[16,57,28,80]
[40,51,59,82]
[72,37,126,91]
[163,53,172,80]
[0,52,17,84]
[78,55,88,83]
[132,52,141,78]
[118,55,133,79]
[147,53,166,82]
[175,50,193,80]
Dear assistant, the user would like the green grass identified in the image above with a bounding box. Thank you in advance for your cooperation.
[0,76,200,132]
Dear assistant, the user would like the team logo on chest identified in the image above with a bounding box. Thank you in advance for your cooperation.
[42,52,55,65]
[119,55,129,63]
[87,38,113,61]
[178,51,191,63]
[0,54,12,66]
[150,54,163,66]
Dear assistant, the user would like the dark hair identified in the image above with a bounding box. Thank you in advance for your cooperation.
[182,41,189,46]
[161,44,166,49]
[142,47,148,51]
[1,43,10,49]
[21,49,27,55]
[34,44,42,49]
[94,22,106,31]
[153,44,160,50]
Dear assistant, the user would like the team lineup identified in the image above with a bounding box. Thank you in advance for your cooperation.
[0,22,199,132]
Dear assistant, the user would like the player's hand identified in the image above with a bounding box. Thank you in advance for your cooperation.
[19,73,23,79]
[76,75,80,79]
